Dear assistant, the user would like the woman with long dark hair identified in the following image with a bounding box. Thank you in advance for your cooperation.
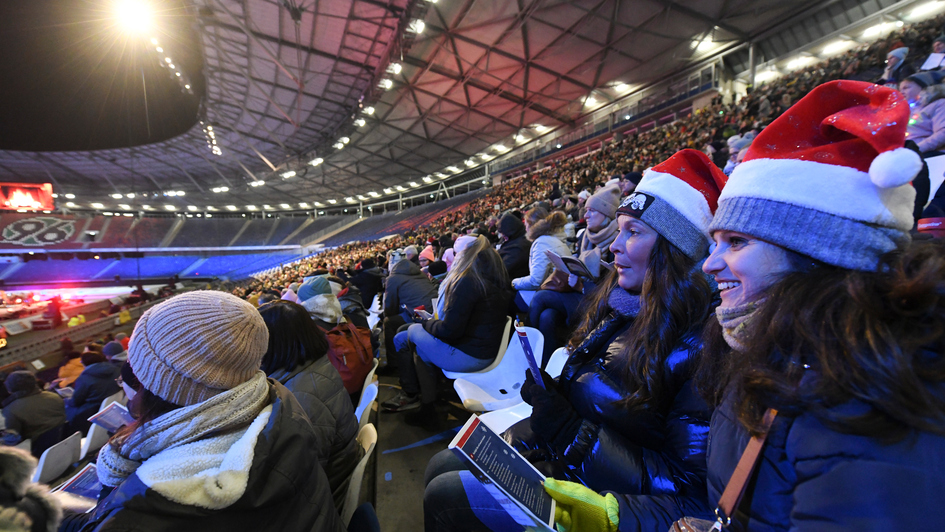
[257,300,362,509]
[422,150,726,532]
[392,235,511,427]
[698,80,945,530]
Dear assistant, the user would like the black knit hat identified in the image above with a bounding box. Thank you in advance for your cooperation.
[906,71,945,88]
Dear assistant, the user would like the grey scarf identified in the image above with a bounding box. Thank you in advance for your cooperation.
[715,301,762,352]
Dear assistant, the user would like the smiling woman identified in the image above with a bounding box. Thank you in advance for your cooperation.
[0,0,203,151]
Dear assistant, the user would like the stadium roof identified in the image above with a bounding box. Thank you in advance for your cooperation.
[0,0,856,209]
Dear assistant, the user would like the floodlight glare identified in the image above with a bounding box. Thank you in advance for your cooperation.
[114,0,153,34]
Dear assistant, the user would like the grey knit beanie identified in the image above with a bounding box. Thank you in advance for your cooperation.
[709,80,919,271]
[127,291,269,406]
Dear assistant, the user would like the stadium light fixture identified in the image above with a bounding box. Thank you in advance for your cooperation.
[334,142,344,150]
[328,199,338,204]
[384,188,395,194]
[584,96,597,107]
[299,202,310,208]
[696,39,715,52]
[142,205,153,210]
[345,197,356,203]
[911,2,943,19]
[822,39,853,56]
[368,191,380,197]
[282,170,296,179]
[395,185,407,191]
[786,55,815,70]
[534,124,547,133]
[226,205,237,211]
[379,79,393,90]
[447,165,461,173]
[187,205,198,211]
[111,193,123,199]
[357,194,367,201]
[66,202,76,207]
[354,118,366,127]
[615,83,629,92]
[388,63,402,75]
[114,0,153,34]
[262,204,272,210]
[408,19,425,34]
[91,203,104,209]
[309,157,324,166]
[314,202,324,207]
[250,181,265,187]
[247,205,257,210]
[340,137,350,144]
[862,22,891,38]
[65,193,75,199]
[362,106,374,115]
[409,182,420,188]
[494,144,508,152]
[422,176,433,183]
[164,205,176,211]
[126,193,135,198]
[280,204,291,209]
[119,204,131,210]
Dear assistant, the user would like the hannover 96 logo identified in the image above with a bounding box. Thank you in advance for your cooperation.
[1,217,76,246]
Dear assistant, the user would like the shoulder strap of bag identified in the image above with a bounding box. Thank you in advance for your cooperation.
[713,408,778,530]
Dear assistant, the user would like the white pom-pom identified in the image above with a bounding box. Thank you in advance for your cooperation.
[869,147,922,188]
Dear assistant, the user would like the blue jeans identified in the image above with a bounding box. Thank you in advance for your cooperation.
[527,289,583,367]
[424,450,522,532]
[393,324,491,403]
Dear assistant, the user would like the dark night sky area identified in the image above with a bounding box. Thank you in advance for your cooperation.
[0,0,204,152]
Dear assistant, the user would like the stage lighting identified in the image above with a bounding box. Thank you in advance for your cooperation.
[114,0,153,34]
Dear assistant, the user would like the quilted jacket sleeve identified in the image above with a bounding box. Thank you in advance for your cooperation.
[917,100,945,153]
[512,237,554,290]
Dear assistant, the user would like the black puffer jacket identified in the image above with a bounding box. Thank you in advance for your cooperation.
[422,275,511,360]
[269,356,363,510]
[383,259,438,318]
[506,312,713,532]
[80,382,345,532]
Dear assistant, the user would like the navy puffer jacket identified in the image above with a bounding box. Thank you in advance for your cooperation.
[505,311,713,532]
[707,390,945,531]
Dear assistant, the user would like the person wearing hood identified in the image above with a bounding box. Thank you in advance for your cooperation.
[511,207,572,294]
[114,332,130,351]
[496,212,531,280]
[350,258,385,308]
[528,185,621,365]
[0,446,65,532]
[65,352,120,434]
[70,291,346,532]
[378,252,439,396]
[1,371,65,450]
[297,276,345,329]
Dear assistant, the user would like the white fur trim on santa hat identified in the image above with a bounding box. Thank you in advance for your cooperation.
[722,158,915,231]
[636,169,714,234]
[869,147,922,189]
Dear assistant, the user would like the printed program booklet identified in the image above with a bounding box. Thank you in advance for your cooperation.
[53,463,100,512]
[54,386,74,400]
[88,401,135,433]
[449,415,556,530]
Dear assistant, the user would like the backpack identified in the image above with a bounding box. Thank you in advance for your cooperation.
[318,319,374,395]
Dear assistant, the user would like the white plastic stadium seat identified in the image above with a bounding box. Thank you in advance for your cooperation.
[448,325,542,412]
[355,381,378,425]
[358,358,379,405]
[99,390,126,411]
[367,294,383,330]
[441,317,513,382]
[340,423,378,525]
[476,347,570,434]
[79,422,111,461]
[32,431,81,484]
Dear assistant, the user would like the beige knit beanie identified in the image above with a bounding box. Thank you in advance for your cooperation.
[128,291,269,406]
[584,185,622,219]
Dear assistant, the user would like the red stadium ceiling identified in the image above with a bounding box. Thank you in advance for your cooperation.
[0,0,828,208]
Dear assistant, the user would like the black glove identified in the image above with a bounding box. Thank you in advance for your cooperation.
[527,378,583,453]
[520,368,557,406]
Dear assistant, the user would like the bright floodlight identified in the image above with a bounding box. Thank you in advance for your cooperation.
[115,0,153,34]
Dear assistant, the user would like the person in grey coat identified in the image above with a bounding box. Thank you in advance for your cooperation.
[258,300,363,510]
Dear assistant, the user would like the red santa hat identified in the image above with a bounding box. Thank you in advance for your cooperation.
[616,149,728,260]
[710,80,921,271]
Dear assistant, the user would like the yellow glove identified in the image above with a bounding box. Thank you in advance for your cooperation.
[543,478,619,532]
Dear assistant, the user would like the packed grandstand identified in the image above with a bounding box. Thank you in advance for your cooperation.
[2,1,945,531]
